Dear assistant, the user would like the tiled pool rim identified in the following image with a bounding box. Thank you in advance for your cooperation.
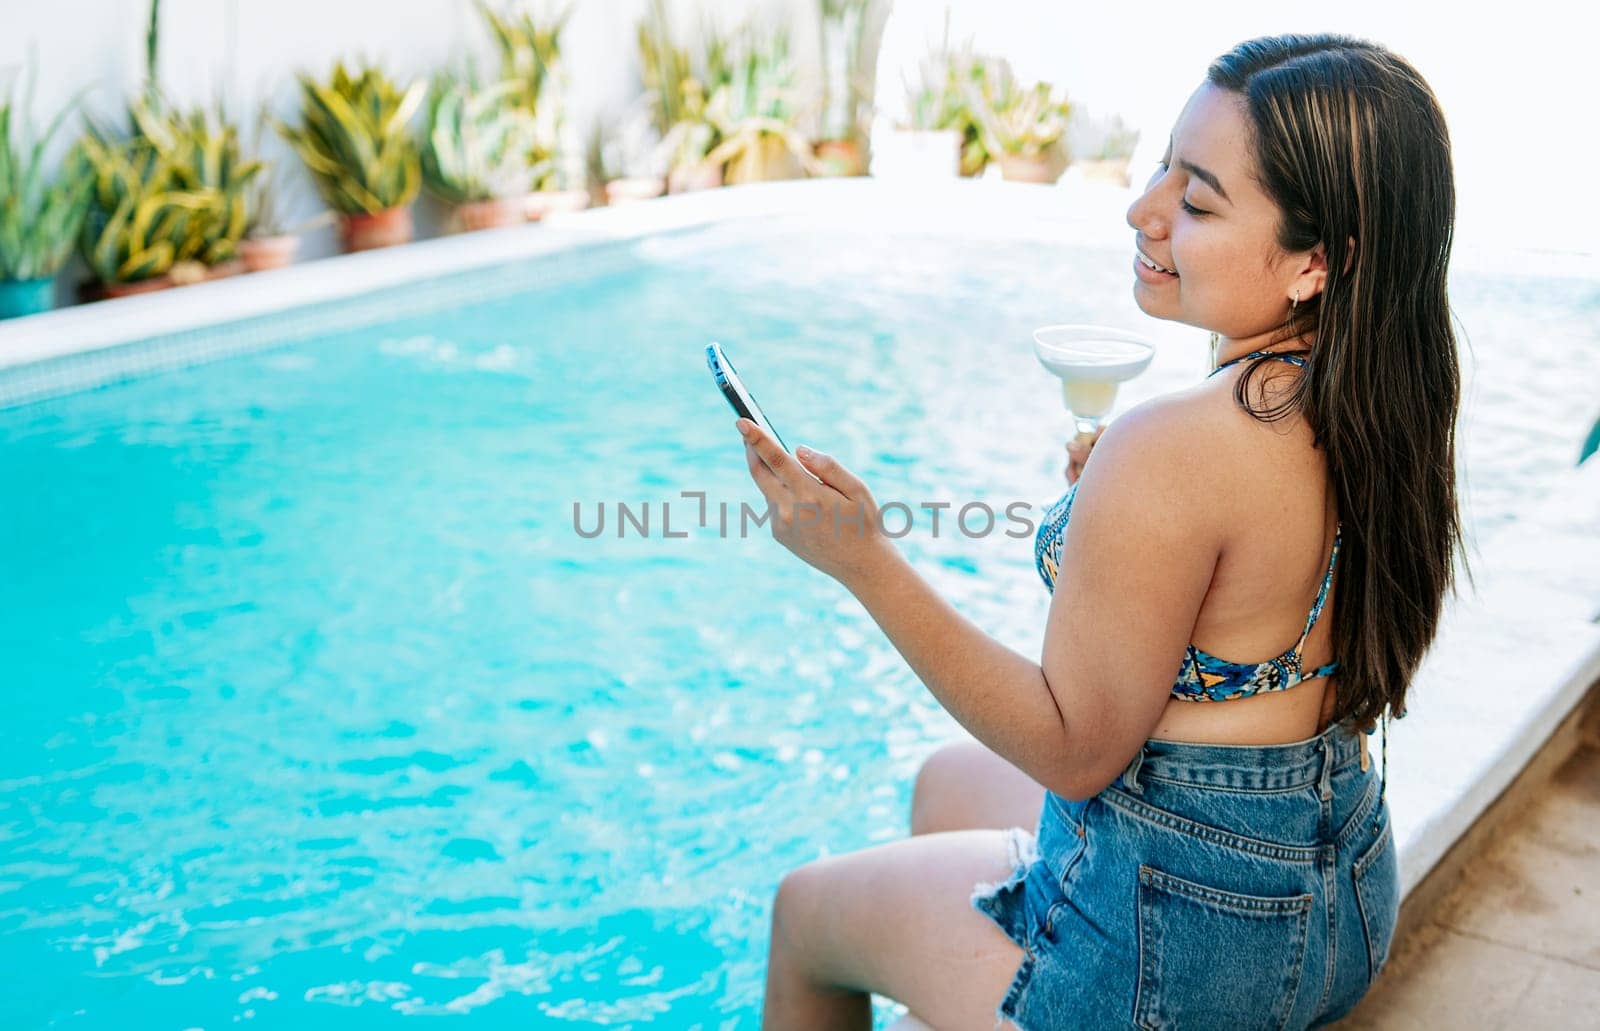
[2,175,1597,911]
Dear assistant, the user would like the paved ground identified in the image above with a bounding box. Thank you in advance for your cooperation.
[1336,739,1600,1028]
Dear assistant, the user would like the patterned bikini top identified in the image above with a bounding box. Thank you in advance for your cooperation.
[1034,349,1341,702]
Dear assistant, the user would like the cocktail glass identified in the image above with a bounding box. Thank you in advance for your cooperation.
[1032,324,1156,457]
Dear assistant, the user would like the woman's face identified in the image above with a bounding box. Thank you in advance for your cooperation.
[1125,81,1325,342]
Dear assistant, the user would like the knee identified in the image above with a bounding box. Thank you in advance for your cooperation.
[909,739,974,836]
[770,860,827,961]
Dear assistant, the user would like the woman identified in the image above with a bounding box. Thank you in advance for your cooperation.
[735,33,1465,1030]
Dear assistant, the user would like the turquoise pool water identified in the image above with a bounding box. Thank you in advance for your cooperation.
[2,216,1597,1028]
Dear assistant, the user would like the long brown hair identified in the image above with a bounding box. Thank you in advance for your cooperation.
[1207,34,1470,733]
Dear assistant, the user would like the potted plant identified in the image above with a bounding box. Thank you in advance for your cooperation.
[0,77,94,319]
[74,92,257,298]
[421,69,538,231]
[966,64,1072,184]
[813,0,877,177]
[479,1,588,220]
[700,27,818,185]
[279,61,425,252]
[132,98,263,278]
[636,0,725,194]
[659,77,722,193]
[879,22,990,179]
[75,125,223,298]
[238,104,316,272]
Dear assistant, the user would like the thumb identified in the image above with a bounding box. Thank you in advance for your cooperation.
[796,445,865,496]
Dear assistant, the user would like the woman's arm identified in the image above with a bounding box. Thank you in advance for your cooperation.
[840,545,1077,799]
[737,398,1223,800]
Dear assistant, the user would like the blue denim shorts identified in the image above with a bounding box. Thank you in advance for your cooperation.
[970,719,1398,1030]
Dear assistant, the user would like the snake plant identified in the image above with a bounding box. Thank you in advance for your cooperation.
[75,126,221,284]
[130,98,263,263]
[0,77,94,281]
[72,93,259,285]
[421,70,540,203]
[279,61,425,215]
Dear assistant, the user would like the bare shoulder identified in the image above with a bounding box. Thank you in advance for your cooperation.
[1077,390,1235,540]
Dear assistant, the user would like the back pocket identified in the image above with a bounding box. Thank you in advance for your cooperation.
[1353,812,1399,982]
[1134,864,1313,1031]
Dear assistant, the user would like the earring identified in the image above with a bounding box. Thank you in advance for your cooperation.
[1291,290,1299,312]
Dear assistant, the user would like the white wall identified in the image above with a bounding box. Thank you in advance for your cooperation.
[3,0,1590,264]
[878,0,1593,257]
[1,0,853,262]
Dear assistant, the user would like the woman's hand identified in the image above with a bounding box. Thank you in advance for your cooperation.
[1065,426,1106,485]
[736,418,893,586]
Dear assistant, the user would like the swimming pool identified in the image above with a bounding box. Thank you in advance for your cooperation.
[2,189,1597,1028]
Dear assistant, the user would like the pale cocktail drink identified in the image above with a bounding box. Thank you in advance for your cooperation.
[1032,325,1156,455]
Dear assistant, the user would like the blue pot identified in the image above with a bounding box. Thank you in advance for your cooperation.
[0,277,56,320]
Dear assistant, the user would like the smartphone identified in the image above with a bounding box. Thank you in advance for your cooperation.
[707,341,789,453]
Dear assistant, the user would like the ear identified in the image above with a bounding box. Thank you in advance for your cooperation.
[1293,235,1355,303]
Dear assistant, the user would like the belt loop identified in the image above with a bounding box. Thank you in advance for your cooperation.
[1121,747,1146,795]
[1317,734,1334,802]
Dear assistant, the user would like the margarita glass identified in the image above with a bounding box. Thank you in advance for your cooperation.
[1032,324,1156,465]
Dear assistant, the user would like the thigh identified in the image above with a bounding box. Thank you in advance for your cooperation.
[774,829,1028,1030]
[912,737,1048,836]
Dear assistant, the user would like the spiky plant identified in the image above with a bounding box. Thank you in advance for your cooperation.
[0,75,94,281]
[421,70,541,203]
[278,61,425,216]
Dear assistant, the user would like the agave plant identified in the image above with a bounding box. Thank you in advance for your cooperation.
[697,28,817,184]
[0,76,94,282]
[637,0,696,139]
[817,0,876,144]
[966,64,1073,159]
[278,61,425,216]
[421,70,540,203]
[480,1,575,191]
[900,38,997,175]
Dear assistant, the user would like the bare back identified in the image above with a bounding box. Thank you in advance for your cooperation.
[1147,361,1342,746]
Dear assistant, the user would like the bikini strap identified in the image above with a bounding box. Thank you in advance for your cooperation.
[1208,349,1309,378]
[1293,522,1342,660]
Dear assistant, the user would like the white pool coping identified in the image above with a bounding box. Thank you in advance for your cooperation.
[2,175,1596,905]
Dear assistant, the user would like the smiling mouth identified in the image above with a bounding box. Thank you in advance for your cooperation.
[1136,251,1178,276]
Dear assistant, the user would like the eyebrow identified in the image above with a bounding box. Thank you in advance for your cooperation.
[1167,133,1233,205]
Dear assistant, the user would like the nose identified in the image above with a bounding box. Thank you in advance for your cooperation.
[1126,163,1168,239]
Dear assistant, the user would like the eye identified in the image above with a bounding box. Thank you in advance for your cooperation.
[1180,197,1208,216]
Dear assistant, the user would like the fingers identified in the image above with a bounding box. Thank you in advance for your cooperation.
[796,446,865,498]
[737,419,803,489]
[745,440,784,499]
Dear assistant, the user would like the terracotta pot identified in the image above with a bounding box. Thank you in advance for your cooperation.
[338,206,413,252]
[813,139,865,177]
[604,177,664,205]
[667,160,724,194]
[239,235,302,272]
[523,188,591,221]
[204,259,247,282]
[998,152,1065,184]
[455,197,524,232]
[1076,157,1132,188]
[725,135,802,185]
[103,274,176,299]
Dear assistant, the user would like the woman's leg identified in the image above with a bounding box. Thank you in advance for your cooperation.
[910,737,1048,836]
[764,829,1027,1031]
